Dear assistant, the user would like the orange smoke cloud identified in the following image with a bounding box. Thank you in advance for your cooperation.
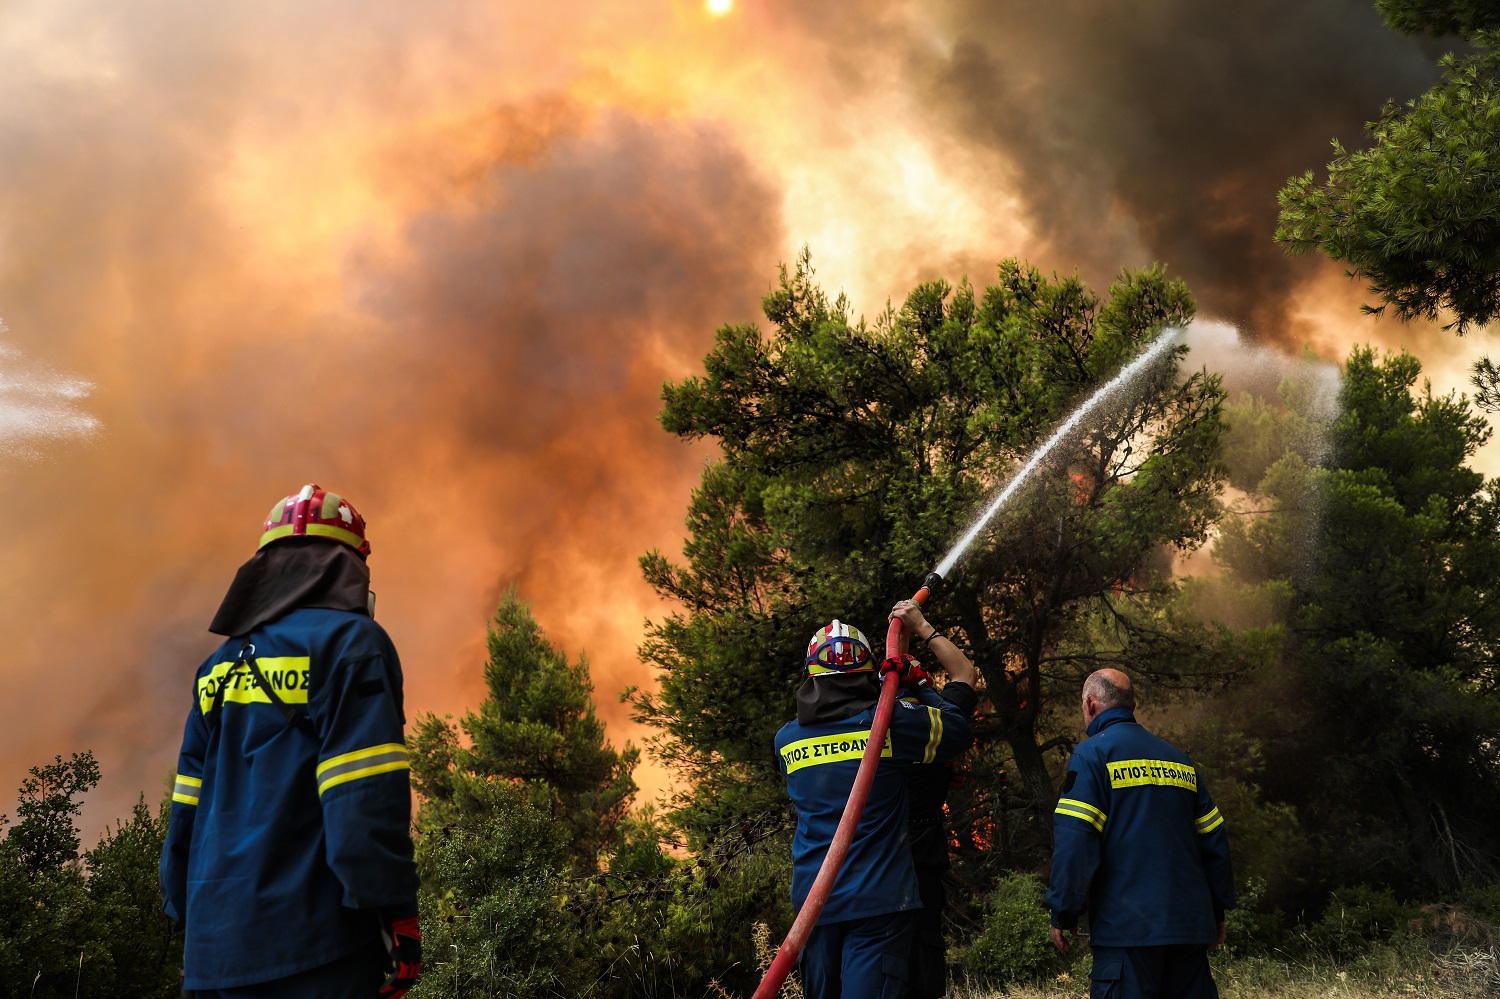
[0,1,782,833]
[0,0,1484,842]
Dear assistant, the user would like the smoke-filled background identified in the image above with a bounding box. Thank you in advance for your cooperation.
[0,0,1486,836]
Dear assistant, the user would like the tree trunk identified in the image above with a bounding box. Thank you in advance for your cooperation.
[979,654,1057,839]
[1003,722,1056,828]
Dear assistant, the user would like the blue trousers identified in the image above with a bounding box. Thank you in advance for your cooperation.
[1089,944,1218,999]
[190,944,385,998]
[800,910,914,999]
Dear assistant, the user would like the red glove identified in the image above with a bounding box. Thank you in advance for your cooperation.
[378,907,422,999]
[880,654,931,690]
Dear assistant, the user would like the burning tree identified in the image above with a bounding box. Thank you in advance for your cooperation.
[632,250,1238,860]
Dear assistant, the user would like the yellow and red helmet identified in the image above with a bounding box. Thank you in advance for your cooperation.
[259,484,370,557]
[805,619,874,675]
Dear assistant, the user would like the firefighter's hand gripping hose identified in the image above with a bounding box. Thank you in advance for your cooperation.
[880,653,931,690]
[751,573,943,999]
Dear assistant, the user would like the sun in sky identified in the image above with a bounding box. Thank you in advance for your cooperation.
[705,0,733,16]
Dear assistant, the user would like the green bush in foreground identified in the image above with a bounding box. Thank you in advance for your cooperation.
[965,872,1057,988]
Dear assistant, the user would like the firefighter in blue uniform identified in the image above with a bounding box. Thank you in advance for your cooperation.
[1044,669,1234,999]
[775,602,974,999]
[901,610,980,999]
[160,485,421,998]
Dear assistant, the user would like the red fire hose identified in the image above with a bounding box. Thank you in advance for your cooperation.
[751,575,941,999]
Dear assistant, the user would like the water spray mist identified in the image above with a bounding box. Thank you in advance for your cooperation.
[933,325,1182,579]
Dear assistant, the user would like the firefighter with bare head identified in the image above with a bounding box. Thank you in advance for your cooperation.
[1045,669,1234,999]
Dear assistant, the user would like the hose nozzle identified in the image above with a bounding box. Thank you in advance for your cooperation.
[912,571,944,606]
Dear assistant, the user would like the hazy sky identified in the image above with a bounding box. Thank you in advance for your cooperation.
[0,0,1483,836]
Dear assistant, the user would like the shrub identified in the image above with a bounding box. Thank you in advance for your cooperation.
[572,816,798,998]
[1218,876,1287,958]
[1301,885,1418,961]
[410,782,586,998]
[964,872,1056,988]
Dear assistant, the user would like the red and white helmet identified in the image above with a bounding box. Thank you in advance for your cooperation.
[259,484,370,557]
[805,619,874,675]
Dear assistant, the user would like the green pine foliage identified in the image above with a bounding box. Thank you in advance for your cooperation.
[409,587,639,873]
[408,780,586,998]
[1196,347,1500,915]
[0,754,181,999]
[1375,0,1500,39]
[11,752,100,877]
[1277,8,1500,334]
[407,590,800,996]
[81,797,183,997]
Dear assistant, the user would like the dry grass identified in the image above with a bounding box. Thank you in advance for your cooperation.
[720,912,1500,999]
[944,942,1500,999]
[706,943,1497,999]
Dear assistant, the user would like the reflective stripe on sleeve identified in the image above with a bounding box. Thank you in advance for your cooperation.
[922,705,943,764]
[316,743,410,796]
[1055,797,1107,833]
[172,773,202,806]
[1196,806,1224,834]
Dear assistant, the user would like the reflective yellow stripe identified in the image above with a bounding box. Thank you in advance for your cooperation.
[1056,797,1107,832]
[922,706,943,764]
[258,522,364,551]
[1055,803,1105,833]
[316,743,409,776]
[780,729,893,774]
[1058,797,1106,823]
[197,657,312,714]
[806,663,874,676]
[172,773,202,806]
[316,743,410,796]
[1107,758,1198,791]
[1196,807,1224,834]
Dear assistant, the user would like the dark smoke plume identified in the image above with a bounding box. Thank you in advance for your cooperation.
[787,0,1450,341]
[930,0,1449,336]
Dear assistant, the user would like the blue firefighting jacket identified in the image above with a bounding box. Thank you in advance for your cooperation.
[1043,708,1235,947]
[907,681,978,873]
[159,608,419,990]
[775,686,973,924]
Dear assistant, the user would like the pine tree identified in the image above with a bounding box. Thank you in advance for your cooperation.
[1278,3,1500,335]
[1212,346,1500,895]
[409,587,638,872]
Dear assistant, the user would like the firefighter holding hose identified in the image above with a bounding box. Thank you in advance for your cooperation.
[899,602,980,999]
[160,485,421,998]
[775,602,974,999]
